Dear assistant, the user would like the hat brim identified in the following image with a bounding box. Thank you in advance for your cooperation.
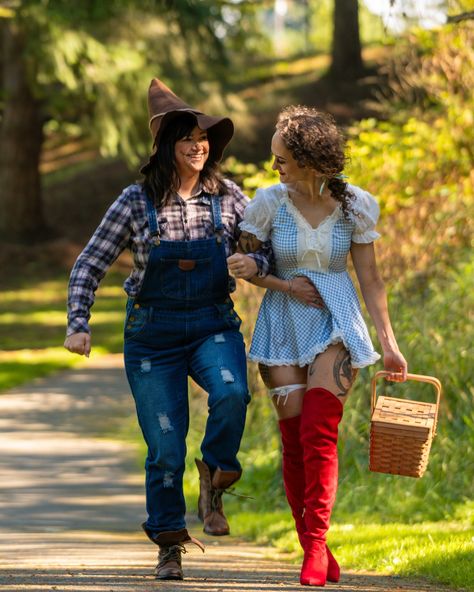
[140,110,234,175]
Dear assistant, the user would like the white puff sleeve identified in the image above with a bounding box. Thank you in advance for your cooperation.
[350,185,381,243]
[239,185,282,242]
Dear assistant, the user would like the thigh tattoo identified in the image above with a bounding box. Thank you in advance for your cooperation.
[238,231,261,254]
[333,349,357,397]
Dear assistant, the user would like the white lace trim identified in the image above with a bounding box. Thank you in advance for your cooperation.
[351,228,381,243]
[238,221,269,243]
[248,331,381,369]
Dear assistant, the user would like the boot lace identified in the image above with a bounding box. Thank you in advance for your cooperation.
[210,488,224,512]
[158,543,186,567]
[210,487,254,511]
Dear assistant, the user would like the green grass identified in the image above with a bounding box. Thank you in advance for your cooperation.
[227,510,474,590]
[0,269,127,392]
[0,348,81,391]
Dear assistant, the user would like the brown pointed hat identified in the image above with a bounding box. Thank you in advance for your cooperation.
[140,78,234,174]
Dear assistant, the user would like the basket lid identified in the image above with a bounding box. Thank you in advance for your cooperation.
[371,396,436,434]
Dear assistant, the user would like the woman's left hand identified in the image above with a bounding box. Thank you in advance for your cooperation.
[383,349,408,382]
[227,253,258,279]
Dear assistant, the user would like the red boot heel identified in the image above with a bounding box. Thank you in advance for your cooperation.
[326,545,340,583]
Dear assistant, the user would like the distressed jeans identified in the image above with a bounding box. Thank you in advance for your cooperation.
[123,301,250,535]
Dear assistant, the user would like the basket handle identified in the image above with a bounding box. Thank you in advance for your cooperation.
[370,371,442,435]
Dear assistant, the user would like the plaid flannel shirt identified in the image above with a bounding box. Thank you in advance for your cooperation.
[67,180,271,335]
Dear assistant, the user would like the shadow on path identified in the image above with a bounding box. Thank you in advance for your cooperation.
[0,356,143,533]
[0,533,444,592]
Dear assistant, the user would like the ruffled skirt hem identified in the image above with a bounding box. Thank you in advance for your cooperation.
[248,330,381,368]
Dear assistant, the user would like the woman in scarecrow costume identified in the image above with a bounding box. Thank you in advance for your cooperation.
[65,78,271,580]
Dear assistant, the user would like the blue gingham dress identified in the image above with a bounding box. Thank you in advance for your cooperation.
[240,183,382,368]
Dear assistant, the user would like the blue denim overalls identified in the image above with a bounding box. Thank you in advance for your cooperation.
[123,193,250,536]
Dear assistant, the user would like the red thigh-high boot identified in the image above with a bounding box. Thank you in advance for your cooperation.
[278,416,306,545]
[299,388,343,586]
[278,415,340,583]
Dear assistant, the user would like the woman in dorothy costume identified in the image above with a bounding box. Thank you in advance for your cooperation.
[227,105,407,587]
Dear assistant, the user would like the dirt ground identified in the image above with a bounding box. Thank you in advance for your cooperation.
[0,355,459,591]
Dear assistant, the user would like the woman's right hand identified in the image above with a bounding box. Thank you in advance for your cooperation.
[64,332,91,357]
[383,348,408,382]
[289,276,324,308]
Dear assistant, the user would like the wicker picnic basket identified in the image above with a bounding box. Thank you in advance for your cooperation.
[369,371,442,478]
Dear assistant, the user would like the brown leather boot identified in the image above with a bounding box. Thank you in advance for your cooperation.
[156,542,184,580]
[195,458,241,536]
[141,524,204,580]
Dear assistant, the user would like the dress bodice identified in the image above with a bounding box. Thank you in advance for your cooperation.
[271,201,353,274]
[240,182,380,275]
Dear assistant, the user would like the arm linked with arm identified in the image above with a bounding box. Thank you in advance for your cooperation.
[228,183,321,304]
[230,231,322,307]
[229,182,276,279]
[227,231,272,279]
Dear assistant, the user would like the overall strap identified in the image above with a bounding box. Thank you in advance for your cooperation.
[210,195,224,243]
[144,192,160,243]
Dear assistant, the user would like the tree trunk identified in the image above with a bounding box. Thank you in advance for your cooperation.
[329,0,364,80]
[0,19,47,242]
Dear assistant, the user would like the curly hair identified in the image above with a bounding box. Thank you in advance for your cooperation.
[275,105,354,216]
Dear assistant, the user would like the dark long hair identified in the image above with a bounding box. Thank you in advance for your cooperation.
[276,105,355,217]
[142,113,227,207]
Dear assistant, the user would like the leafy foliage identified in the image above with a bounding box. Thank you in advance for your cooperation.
[3,1,267,167]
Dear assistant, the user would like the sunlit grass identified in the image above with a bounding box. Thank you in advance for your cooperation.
[231,46,389,91]
[0,283,123,304]
[0,269,127,392]
[0,348,82,391]
[1,287,65,304]
[331,522,473,588]
[0,310,123,325]
[227,511,474,590]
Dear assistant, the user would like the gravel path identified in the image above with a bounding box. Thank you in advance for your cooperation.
[0,355,457,591]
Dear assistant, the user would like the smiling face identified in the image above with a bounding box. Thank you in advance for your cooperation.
[174,126,210,178]
[271,131,312,184]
